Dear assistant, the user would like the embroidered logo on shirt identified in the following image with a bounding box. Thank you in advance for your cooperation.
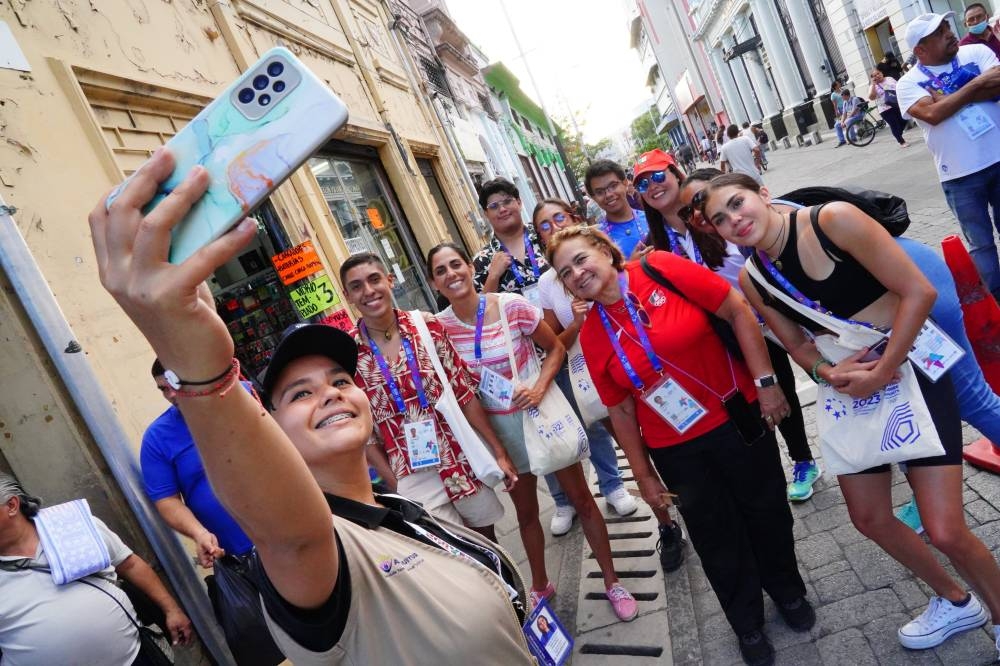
[649,290,667,307]
[376,551,424,577]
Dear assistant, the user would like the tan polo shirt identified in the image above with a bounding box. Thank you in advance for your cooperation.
[263,498,536,665]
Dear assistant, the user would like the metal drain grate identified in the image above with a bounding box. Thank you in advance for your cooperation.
[605,514,653,524]
[588,549,655,558]
[607,531,653,540]
[579,644,664,657]
[584,591,659,601]
[587,569,657,578]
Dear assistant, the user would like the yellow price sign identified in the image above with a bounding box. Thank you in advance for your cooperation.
[289,274,340,319]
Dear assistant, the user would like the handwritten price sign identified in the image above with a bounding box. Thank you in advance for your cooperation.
[289,274,339,319]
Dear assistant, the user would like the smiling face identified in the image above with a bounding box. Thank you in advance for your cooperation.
[429,246,476,303]
[678,180,714,234]
[588,172,630,217]
[552,236,617,302]
[702,184,774,247]
[533,203,575,247]
[637,168,681,213]
[270,355,373,468]
[343,261,394,320]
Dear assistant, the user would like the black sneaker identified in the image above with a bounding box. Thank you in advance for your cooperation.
[738,630,775,666]
[656,522,686,572]
[777,596,816,632]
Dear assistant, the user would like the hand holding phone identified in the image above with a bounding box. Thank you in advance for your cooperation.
[859,336,890,363]
[105,47,348,264]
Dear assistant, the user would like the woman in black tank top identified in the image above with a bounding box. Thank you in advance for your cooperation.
[700,173,1000,655]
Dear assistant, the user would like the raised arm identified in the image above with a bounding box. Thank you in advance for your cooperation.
[90,148,337,609]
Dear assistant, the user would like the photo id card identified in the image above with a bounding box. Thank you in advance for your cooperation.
[479,366,514,411]
[642,375,707,434]
[522,284,542,309]
[404,419,440,469]
[957,104,996,140]
[907,319,964,383]
[523,599,572,666]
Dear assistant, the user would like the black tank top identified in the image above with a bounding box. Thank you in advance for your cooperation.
[750,206,888,333]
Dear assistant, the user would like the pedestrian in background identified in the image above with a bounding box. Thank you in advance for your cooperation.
[719,124,764,185]
[868,68,909,148]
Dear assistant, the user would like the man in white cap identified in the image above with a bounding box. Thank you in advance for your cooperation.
[896,11,1000,302]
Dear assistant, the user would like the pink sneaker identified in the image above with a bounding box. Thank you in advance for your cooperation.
[606,583,638,621]
[529,582,556,609]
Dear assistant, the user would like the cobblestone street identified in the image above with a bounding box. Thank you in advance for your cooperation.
[665,129,1000,666]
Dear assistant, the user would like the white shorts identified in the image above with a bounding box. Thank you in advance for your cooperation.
[396,469,504,528]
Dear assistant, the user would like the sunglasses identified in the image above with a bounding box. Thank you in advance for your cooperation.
[626,291,651,327]
[536,212,568,233]
[677,205,695,223]
[485,197,517,212]
[635,171,667,194]
[691,189,708,211]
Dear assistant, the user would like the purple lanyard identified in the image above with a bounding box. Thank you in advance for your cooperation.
[362,320,430,412]
[754,252,885,332]
[497,231,541,287]
[917,58,960,94]
[597,273,662,391]
[473,295,487,361]
[666,226,703,265]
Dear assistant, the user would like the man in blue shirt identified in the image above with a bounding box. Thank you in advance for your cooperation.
[585,159,649,259]
[141,359,253,567]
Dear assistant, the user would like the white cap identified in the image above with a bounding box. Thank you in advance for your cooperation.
[905,11,955,50]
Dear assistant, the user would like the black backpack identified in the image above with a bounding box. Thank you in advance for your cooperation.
[774,186,910,237]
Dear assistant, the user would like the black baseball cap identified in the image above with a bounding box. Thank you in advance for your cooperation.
[261,323,359,401]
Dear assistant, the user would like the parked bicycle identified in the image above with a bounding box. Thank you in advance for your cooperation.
[846,100,888,147]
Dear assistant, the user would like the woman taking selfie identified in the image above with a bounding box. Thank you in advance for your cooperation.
[427,242,639,621]
[89,149,535,664]
[699,173,1000,654]
[546,226,809,666]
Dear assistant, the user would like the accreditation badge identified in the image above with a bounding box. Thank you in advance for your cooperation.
[479,365,515,411]
[956,104,996,140]
[641,374,707,434]
[404,418,441,469]
[522,284,542,309]
[907,319,964,382]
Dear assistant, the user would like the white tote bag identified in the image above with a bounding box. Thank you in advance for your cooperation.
[744,262,945,476]
[410,311,506,488]
[567,341,609,426]
[497,296,590,476]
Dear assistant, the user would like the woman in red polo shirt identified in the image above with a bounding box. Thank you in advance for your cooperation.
[546,226,809,666]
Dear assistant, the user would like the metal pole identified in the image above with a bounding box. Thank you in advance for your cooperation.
[0,200,234,664]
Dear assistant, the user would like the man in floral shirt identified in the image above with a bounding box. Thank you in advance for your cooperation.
[340,252,516,540]
[472,178,550,307]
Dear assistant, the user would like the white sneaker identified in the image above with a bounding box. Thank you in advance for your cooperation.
[605,486,638,516]
[550,505,576,536]
[898,593,988,649]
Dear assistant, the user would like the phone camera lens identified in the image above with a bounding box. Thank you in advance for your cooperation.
[253,75,269,91]
[238,88,255,104]
[272,80,286,93]
[267,61,284,77]
[258,94,272,107]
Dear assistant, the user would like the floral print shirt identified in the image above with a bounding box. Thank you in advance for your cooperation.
[352,310,481,501]
[472,226,550,295]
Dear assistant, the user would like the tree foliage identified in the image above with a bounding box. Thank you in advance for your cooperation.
[556,123,613,184]
[630,106,669,156]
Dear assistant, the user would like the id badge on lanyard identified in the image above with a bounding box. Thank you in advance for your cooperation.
[404,419,440,469]
[641,374,708,434]
[479,366,514,410]
[908,319,965,382]
[956,105,996,140]
[522,284,542,308]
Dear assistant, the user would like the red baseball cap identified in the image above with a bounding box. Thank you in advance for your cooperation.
[632,149,677,179]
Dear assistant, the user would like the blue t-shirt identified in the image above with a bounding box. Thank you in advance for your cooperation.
[141,403,253,556]
[598,208,648,258]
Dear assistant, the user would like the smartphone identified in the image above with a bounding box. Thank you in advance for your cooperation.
[723,392,766,445]
[105,47,349,264]
[860,336,890,363]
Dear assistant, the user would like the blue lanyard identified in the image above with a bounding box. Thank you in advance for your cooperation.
[474,295,486,361]
[666,226,703,265]
[597,273,662,391]
[917,58,961,94]
[755,251,885,332]
[362,320,430,412]
[497,231,541,287]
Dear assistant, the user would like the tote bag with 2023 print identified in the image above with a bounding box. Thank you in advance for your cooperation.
[744,260,944,476]
[497,294,589,476]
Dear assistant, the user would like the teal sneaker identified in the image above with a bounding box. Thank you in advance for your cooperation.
[895,497,925,535]
[787,461,821,501]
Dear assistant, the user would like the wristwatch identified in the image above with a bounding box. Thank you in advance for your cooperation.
[754,374,778,388]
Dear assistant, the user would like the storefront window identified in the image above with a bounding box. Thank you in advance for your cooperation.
[209,202,301,383]
[310,156,434,312]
